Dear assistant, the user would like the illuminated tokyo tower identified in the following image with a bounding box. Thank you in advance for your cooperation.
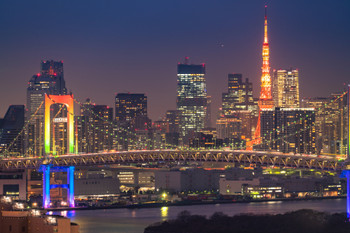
[253,5,274,144]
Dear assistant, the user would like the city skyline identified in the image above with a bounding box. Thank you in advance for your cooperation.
[1,1,350,232]
[0,1,349,122]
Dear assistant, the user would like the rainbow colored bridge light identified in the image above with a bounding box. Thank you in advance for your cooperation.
[45,94,75,155]
[40,165,75,209]
[339,84,350,219]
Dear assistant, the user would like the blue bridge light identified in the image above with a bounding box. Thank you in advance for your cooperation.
[39,164,75,209]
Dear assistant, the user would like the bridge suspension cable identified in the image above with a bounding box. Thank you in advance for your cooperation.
[2,101,44,157]
[73,97,178,150]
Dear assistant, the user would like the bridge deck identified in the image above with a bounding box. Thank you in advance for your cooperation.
[0,150,343,172]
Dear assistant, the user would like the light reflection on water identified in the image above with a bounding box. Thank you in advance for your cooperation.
[48,198,346,233]
[161,206,168,220]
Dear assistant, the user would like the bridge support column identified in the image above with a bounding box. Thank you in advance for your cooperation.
[39,165,75,209]
[42,165,51,209]
[340,170,350,219]
[67,166,75,207]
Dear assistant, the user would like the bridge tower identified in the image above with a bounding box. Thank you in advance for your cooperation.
[44,94,75,156]
[340,84,350,219]
[41,94,76,208]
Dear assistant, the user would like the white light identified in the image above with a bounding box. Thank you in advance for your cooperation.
[47,216,57,225]
[31,209,41,216]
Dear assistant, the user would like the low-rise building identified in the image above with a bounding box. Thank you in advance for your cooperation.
[219,178,259,195]
[0,202,79,233]
[0,171,26,200]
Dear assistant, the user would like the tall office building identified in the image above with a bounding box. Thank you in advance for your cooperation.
[272,69,300,108]
[219,74,257,142]
[301,94,347,155]
[0,105,25,155]
[205,96,212,128]
[222,74,256,116]
[216,117,241,140]
[27,60,67,117]
[78,99,114,153]
[259,108,316,154]
[115,93,148,127]
[26,60,67,156]
[41,60,66,94]
[177,58,207,144]
[164,110,180,146]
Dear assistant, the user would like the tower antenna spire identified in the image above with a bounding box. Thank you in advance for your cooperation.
[251,4,274,147]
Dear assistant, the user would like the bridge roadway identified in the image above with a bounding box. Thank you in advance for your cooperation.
[0,150,344,172]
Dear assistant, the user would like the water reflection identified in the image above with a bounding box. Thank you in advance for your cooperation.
[67,210,76,218]
[46,199,346,233]
[161,206,168,220]
[131,210,136,218]
[61,211,67,217]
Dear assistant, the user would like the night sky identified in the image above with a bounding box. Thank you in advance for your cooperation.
[0,0,349,121]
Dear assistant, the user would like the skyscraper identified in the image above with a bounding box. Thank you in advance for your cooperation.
[41,60,66,94]
[219,73,257,143]
[205,96,212,128]
[272,69,300,108]
[26,60,67,156]
[216,117,241,140]
[27,60,67,117]
[222,74,256,116]
[177,58,207,144]
[78,99,114,153]
[301,93,347,155]
[259,108,316,154]
[0,105,25,156]
[115,93,148,127]
[165,110,180,146]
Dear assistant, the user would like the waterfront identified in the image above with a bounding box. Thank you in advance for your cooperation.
[50,198,347,233]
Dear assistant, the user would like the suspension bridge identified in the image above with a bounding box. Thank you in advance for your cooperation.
[0,92,349,210]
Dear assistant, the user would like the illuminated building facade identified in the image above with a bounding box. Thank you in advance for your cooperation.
[115,93,147,125]
[301,94,347,155]
[78,99,114,153]
[216,117,241,140]
[222,74,256,115]
[259,108,316,154]
[177,59,207,144]
[220,73,257,143]
[0,171,27,200]
[205,96,212,128]
[164,110,180,146]
[26,60,67,156]
[272,69,300,108]
[115,93,148,149]
[255,6,274,141]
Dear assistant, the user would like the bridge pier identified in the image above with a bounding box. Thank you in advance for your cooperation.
[340,170,350,219]
[39,165,75,209]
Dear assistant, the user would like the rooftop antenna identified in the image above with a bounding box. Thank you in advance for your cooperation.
[184,57,189,65]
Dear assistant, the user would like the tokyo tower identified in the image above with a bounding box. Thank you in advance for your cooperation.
[251,5,274,147]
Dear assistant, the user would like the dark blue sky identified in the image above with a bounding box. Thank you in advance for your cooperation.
[0,0,349,121]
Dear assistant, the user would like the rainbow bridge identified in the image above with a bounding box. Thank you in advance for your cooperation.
[0,150,343,171]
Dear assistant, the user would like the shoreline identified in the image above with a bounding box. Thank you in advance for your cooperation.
[44,195,346,212]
